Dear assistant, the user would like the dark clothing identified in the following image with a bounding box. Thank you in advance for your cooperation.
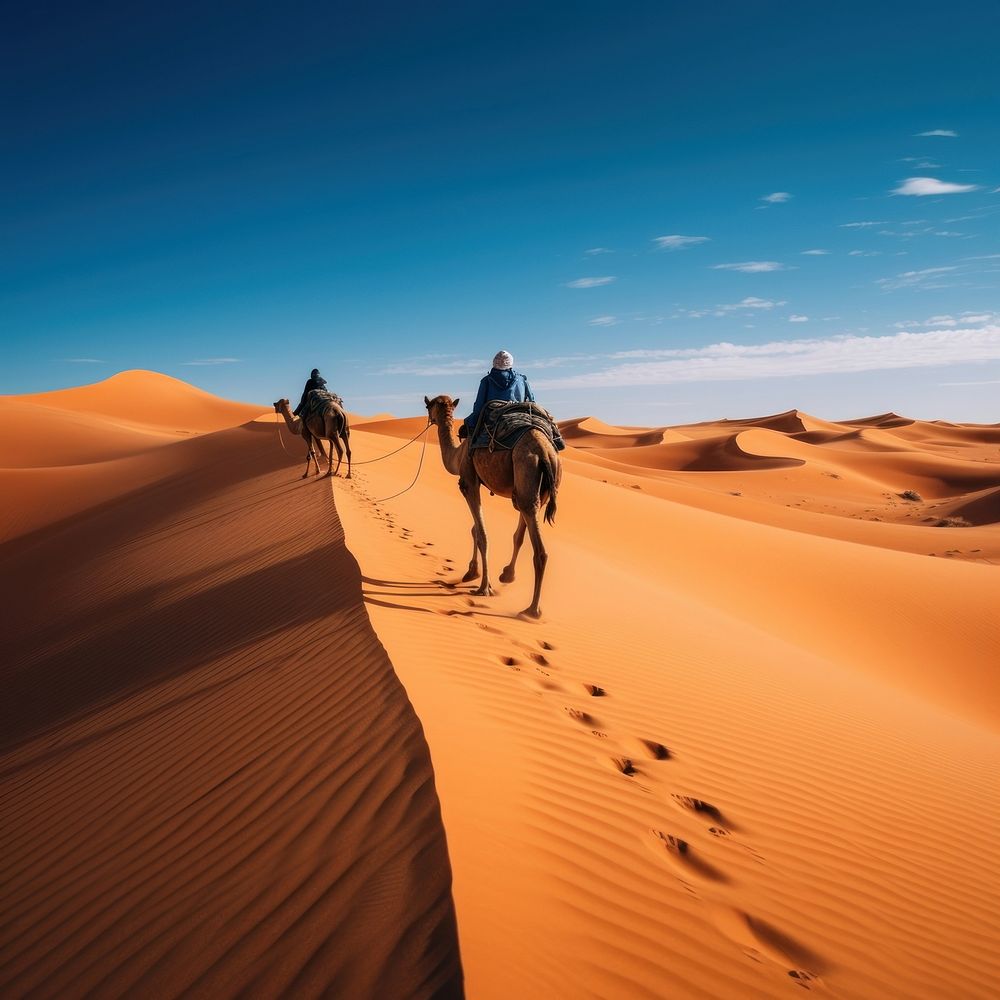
[294,375,328,416]
[463,368,534,435]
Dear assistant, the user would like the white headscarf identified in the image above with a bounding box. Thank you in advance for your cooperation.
[492,350,514,370]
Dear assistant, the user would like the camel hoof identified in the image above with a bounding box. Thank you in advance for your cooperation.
[499,569,515,583]
[475,585,497,598]
[301,473,310,479]
[346,474,352,479]
[519,607,542,620]
[325,471,334,478]
[461,569,479,583]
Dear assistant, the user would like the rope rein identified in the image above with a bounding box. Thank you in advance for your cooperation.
[275,409,432,501]
[372,424,430,502]
[350,422,432,465]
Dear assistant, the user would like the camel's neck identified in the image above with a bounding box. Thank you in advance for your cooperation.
[435,418,464,475]
[279,405,303,436]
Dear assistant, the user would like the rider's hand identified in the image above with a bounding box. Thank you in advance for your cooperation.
[458,424,468,440]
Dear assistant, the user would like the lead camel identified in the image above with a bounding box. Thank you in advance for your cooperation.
[424,394,561,619]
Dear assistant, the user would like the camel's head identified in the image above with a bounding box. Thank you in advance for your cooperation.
[424,394,460,425]
[272,399,289,412]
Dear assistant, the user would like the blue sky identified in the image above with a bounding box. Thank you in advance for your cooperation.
[3,0,999,422]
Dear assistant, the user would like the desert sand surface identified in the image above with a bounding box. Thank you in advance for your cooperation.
[4,372,1000,999]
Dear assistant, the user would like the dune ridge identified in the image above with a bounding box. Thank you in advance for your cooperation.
[0,377,462,998]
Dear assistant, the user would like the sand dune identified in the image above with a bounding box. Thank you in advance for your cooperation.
[3,373,999,999]
[0,376,461,998]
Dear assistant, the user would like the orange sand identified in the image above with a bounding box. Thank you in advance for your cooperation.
[3,372,999,998]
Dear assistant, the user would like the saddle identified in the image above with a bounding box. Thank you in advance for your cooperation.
[303,389,344,418]
[470,400,566,452]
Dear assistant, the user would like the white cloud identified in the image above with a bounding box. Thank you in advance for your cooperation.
[916,129,958,137]
[712,261,789,273]
[761,192,792,203]
[789,314,809,323]
[565,276,616,288]
[893,176,980,196]
[533,325,1000,389]
[589,315,620,326]
[939,379,1000,386]
[894,311,997,329]
[801,249,829,255]
[841,221,889,228]
[381,358,484,376]
[849,250,882,257]
[62,357,107,363]
[876,265,958,290]
[181,357,241,366]
[677,297,787,319]
[721,297,785,312]
[653,235,710,251]
[585,247,612,255]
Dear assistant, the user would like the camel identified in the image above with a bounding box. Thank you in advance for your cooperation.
[424,395,561,619]
[273,397,352,479]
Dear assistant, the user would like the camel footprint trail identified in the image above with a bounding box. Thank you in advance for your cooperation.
[339,466,831,994]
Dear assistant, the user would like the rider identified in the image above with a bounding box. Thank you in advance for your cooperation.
[460,350,534,440]
[293,367,328,417]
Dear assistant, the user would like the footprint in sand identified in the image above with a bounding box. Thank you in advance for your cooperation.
[565,707,594,725]
[637,739,671,760]
[705,904,825,990]
[499,655,521,669]
[538,640,556,651]
[671,794,727,826]
[612,756,638,776]
[648,830,728,885]
[584,684,606,697]
[529,652,551,667]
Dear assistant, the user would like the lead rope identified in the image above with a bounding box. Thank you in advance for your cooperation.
[276,409,432,500]
[372,423,431,502]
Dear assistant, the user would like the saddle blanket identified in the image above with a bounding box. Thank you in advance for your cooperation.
[471,400,566,452]
[303,389,344,418]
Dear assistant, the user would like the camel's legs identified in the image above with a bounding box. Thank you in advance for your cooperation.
[462,479,495,597]
[461,525,479,583]
[342,430,352,479]
[500,514,527,584]
[520,508,548,618]
[301,431,318,478]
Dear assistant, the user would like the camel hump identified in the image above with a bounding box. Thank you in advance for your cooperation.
[303,389,344,417]
[471,401,565,453]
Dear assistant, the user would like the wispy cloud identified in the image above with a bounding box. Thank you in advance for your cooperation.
[789,314,809,323]
[381,358,484,376]
[62,357,107,363]
[916,129,958,137]
[534,325,1000,389]
[653,234,710,251]
[678,297,787,319]
[585,247,613,255]
[565,276,616,288]
[894,311,998,329]
[841,221,889,228]
[760,191,792,204]
[893,176,980,196]
[939,379,1000,386]
[181,357,241,366]
[711,261,789,273]
[849,249,882,257]
[876,265,958,290]
[801,249,830,255]
[589,315,620,326]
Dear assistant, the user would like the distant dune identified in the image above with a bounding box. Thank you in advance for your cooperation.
[2,373,999,999]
